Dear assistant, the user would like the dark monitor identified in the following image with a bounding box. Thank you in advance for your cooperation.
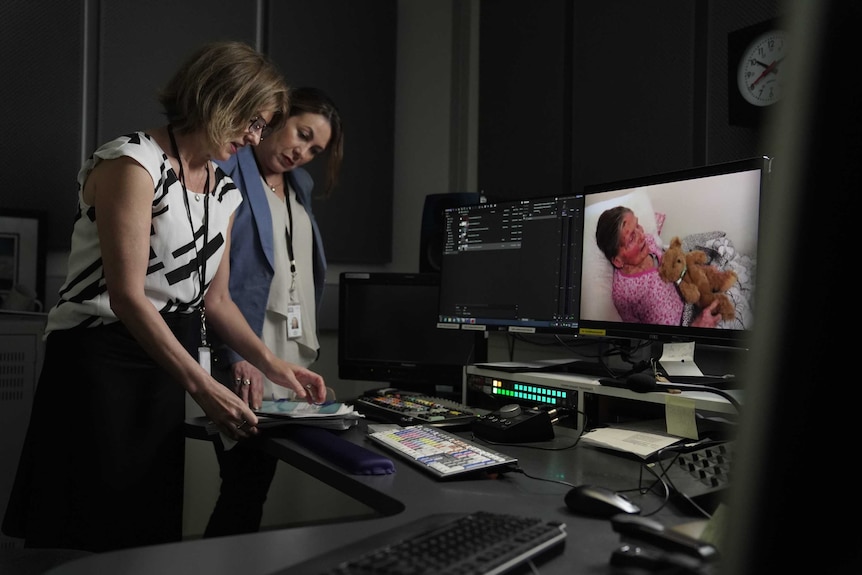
[436,194,585,335]
[338,272,487,398]
[578,156,770,349]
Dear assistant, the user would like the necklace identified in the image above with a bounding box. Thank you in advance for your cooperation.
[252,149,282,195]
[190,165,209,201]
[266,179,282,193]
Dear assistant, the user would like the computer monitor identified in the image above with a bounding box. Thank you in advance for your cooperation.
[578,156,770,349]
[338,272,487,398]
[436,194,584,335]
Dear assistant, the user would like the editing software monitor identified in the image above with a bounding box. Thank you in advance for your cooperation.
[338,272,487,398]
[578,156,769,349]
[437,156,768,353]
[437,194,584,335]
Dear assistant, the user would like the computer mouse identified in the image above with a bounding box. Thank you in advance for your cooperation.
[564,484,641,518]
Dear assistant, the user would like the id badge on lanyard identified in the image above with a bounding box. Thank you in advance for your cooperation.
[198,306,211,374]
[287,303,302,338]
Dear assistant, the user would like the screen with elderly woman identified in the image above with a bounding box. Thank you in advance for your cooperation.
[578,156,769,347]
[437,156,769,349]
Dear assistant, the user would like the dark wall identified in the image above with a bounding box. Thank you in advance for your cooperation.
[0,0,395,265]
[268,0,396,264]
[0,1,85,251]
[3,0,787,260]
[478,0,785,201]
[478,0,573,202]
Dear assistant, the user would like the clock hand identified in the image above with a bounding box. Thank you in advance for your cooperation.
[749,57,784,89]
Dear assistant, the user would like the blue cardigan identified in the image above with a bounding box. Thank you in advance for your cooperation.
[214,146,327,366]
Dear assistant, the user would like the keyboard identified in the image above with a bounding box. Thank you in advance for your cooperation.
[658,441,735,514]
[272,510,567,575]
[367,425,518,480]
[353,390,479,429]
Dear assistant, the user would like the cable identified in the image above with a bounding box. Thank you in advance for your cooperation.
[630,460,672,517]
[626,373,742,412]
[662,384,741,412]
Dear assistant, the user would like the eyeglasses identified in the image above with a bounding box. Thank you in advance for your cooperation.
[247,116,268,136]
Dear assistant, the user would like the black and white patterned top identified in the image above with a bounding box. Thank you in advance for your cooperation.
[47,131,242,334]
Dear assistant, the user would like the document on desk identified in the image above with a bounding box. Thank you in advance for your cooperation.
[255,400,360,419]
[581,420,682,459]
[206,402,363,438]
[251,401,363,432]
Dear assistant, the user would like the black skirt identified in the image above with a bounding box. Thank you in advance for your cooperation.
[2,314,197,552]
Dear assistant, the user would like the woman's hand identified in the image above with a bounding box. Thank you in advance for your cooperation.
[266,360,328,404]
[690,300,721,328]
[231,360,264,410]
[190,375,260,441]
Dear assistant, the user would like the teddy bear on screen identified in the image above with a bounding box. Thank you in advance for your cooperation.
[659,236,738,321]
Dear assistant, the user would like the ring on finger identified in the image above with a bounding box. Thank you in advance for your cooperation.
[242,378,251,386]
[236,419,248,430]
[234,377,242,383]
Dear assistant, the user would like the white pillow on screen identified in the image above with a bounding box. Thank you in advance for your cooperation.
[581,188,662,322]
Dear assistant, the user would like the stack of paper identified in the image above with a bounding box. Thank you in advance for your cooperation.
[580,420,682,459]
[253,400,364,431]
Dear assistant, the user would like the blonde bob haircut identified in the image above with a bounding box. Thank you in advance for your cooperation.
[158,41,290,150]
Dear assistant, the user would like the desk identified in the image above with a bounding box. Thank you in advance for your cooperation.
[47,421,709,575]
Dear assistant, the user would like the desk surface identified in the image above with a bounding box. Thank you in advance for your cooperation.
[47,421,710,575]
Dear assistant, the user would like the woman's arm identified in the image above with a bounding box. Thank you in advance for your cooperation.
[204,215,327,407]
[86,156,260,436]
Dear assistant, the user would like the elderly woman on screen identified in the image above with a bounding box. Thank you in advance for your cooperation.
[595,205,720,328]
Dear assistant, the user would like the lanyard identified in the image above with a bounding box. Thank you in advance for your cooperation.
[167,124,210,346]
[284,188,296,278]
[276,174,298,299]
[254,149,297,293]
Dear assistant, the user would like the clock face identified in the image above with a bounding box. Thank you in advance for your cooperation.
[737,29,787,107]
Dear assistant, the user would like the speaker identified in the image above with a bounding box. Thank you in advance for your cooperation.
[419,192,484,273]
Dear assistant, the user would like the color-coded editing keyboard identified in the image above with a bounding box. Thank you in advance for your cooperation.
[367,424,517,480]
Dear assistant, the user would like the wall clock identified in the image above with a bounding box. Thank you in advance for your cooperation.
[728,19,785,127]
[737,29,786,107]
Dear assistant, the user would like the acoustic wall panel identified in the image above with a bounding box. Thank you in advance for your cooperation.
[267,0,396,264]
[96,0,258,145]
[0,2,86,251]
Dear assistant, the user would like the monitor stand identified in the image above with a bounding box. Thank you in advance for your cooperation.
[474,358,617,378]
[657,342,704,377]
[472,358,584,373]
